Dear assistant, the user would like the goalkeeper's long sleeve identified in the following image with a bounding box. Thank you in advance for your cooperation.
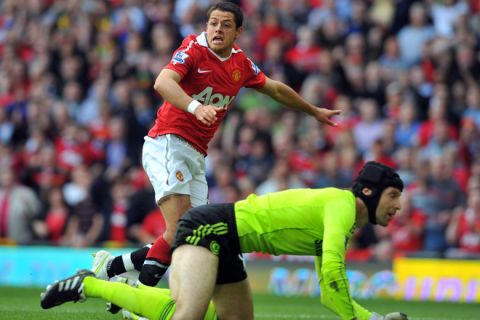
[316,256,372,320]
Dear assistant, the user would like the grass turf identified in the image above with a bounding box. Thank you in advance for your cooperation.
[0,286,478,320]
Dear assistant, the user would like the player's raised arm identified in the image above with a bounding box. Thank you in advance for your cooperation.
[256,77,341,127]
[154,69,218,126]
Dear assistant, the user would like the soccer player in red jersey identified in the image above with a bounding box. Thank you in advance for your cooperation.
[92,1,340,294]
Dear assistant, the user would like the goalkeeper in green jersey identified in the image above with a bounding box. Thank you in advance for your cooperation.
[40,161,408,320]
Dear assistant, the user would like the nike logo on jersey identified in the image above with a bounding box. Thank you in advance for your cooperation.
[197,68,212,74]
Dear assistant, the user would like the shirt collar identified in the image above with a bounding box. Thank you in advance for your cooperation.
[196,32,232,62]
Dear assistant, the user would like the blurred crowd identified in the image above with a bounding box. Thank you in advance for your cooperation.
[0,0,479,261]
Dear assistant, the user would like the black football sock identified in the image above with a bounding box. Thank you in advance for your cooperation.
[107,246,150,278]
[138,260,170,286]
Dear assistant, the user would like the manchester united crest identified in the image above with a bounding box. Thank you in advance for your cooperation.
[176,170,184,182]
[231,69,241,82]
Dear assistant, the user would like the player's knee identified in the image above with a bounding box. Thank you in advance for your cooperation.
[171,302,205,320]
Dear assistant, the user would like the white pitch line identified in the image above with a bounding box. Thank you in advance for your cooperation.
[255,314,471,320]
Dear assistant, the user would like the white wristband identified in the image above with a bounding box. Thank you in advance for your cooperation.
[187,100,201,114]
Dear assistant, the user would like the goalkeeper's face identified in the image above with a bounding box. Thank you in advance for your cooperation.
[375,187,402,227]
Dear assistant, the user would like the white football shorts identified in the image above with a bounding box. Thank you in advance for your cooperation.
[142,134,208,207]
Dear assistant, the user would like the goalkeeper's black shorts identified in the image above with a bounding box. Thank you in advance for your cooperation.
[171,203,247,284]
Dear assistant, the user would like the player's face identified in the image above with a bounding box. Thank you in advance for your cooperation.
[375,187,402,227]
[206,10,243,57]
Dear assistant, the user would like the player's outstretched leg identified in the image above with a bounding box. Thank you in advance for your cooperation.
[40,269,94,309]
[92,246,150,280]
[91,250,113,280]
[41,270,218,320]
[91,250,122,314]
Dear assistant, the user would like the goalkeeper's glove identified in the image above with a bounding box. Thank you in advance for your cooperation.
[384,312,408,320]
[369,312,409,320]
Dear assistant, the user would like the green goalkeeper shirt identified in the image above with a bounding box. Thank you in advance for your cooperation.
[234,188,373,320]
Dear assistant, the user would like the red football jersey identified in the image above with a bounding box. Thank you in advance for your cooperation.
[148,32,266,155]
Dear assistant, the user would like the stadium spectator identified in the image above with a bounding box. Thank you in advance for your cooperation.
[256,157,305,194]
[103,116,129,175]
[0,169,41,244]
[417,90,458,147]
[393,147,417,188]
[61,165,104,248]
[41,161,408,320]
[394,97,421,148]
[208,163,237,203]
[363,136,397,170]
[422,156,465,253]
[353,98,385,156]
[446,190,480,258]
[123,169,158,245]
[363,62,386,106]
[131,208,167,246]
[326,94,359,142]
[307,0,337,30]
[375,192,426,259]
[462,85,480,128]
[242,133,275,186]
[254,8,295,63]
[397,3,435,67]
[379,36,407,81]
[406,64,433,120]
[430,0,468,38]
[313,151,351,189]
[22,144,69,203]
[285,25,322,74]
[0,107,14,144]
[32,187,68,245]
[419,119,459,160]
[103,177,132,246]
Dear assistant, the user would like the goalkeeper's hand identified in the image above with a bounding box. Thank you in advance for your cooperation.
[370,312,409,320]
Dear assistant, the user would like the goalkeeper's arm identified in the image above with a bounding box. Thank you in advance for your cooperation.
[315,256,409,320]
[369,312,409,320]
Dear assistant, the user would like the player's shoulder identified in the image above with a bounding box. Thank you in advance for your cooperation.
[321,187,353,199]
[231,46,262,76]
[308,187,353,204]
[186,33,210,50]
[175,34,205,54]
[232,43,244,55]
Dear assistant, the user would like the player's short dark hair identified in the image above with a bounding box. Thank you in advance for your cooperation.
[207,1,243,28]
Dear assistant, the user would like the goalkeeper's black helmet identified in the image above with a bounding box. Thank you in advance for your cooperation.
[352,161,404,224]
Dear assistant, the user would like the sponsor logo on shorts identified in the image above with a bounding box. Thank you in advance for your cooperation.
[186,223,228,246]
[210,240,220,255]
[176,170,184,182]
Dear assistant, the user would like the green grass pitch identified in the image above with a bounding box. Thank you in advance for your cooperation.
[0,286,478,320]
